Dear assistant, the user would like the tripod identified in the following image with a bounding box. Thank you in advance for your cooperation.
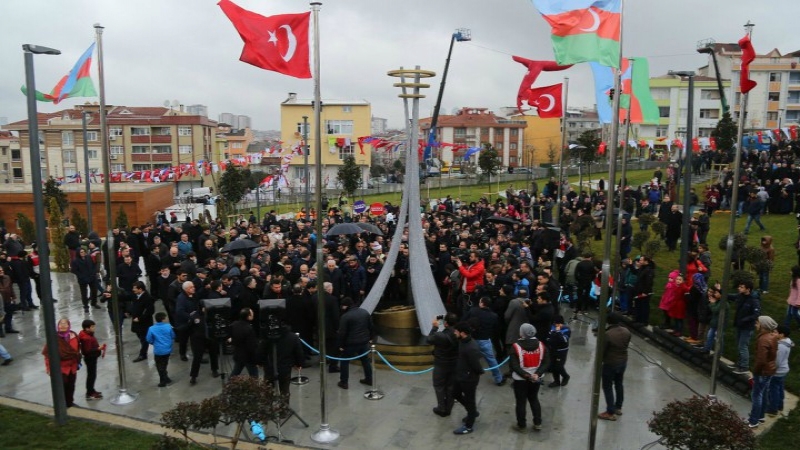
[215,337,232,388]
[264,338,309,443]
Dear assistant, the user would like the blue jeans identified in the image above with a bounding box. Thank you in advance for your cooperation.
[703,326,720,352]
[744,213,765,233]
[0,343,10,360]
[758,271,770,292]
[749,375,772,424]
[767,374,786,413]
[785,305,800,328]
[735,329,753,371]
[602,362,626,414]
[17,281,33,307]
[476,339,503,383]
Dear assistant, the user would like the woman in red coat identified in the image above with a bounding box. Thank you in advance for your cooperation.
[43,318,82,407]
[666,274,690,337]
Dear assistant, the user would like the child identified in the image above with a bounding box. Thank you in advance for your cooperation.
[766,325,794,416]
[147,312,175,387]
[546,315,571,387]
[77,319,104,400]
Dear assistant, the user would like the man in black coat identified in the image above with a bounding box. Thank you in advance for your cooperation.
[116,254,142,293]
[451,322,485,435]
[427,313,459,417]
[337,297,373,390]
[229,307,259,378]
[322,281,341,373]
[322,258,344,298]
[574,253,597,316]
[129,281,155,362]
[664,204,683,252]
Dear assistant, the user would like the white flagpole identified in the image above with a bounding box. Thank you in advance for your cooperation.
[95,23,138,406]
[588,0,625,446]
[554,76,569,228]
[310,2,340,444]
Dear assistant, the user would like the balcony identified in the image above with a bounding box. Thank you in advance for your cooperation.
[152,153,173,162]
[131,154,150,162]
[130,135,172,144]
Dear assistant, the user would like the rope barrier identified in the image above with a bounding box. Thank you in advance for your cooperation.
[375,352,434,375]
[485,356,510,371]
[299,338,371,361]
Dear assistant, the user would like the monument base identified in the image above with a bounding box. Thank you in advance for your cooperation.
[372,306,434,371]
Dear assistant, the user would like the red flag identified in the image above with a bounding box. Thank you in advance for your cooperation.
[524,83,563,119]
[692,137,700,152]
[791,125,798,141]
[709,137,717,150]
[756,130,763,143]
[597,142,606,155]
[773,129,782,141]
[512,56,571,114]
[218,0,311,79]
[738,34,757,94]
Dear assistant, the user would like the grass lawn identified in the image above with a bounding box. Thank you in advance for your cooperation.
[0,404,164,449]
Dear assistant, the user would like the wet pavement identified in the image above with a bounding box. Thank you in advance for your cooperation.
[0,272,763,449]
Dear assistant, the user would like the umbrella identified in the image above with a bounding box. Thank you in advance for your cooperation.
[436,210,456,218]
[220,238,260,253]
[611,208,631,217]
[325,223,365,237]
[484,216,520,226]
[355,222,383,235]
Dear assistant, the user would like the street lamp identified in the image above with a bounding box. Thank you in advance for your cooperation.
[23,43,68,425]
[668,70,696,273]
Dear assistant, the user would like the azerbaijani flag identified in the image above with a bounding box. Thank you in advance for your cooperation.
[591,57,659,125]
[21,43,97,104]
[532,0,621,68]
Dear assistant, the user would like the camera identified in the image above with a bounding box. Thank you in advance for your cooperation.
[436,315,445,321]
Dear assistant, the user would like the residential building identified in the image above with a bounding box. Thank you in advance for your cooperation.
[218,112,235,127]
[5,104,217,193]
[371,116,388,135]
[220,127,254,159]
[280,93,372,190]
[0,131,21,184]
[419,107,526,169]
[186,104,208,117]
[237,115,252,130]
[564,108,602,143]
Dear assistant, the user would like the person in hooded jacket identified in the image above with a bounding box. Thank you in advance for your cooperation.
[758,236,775,294]
[509,323,549,432]
[71,248,99,312]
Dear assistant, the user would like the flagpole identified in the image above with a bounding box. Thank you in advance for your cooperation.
[588,0,625,447]
[309,2,339,444]
[710,20,754,398]
[95,23,137,406]
[554,76,569,229]
[82,110,93,231]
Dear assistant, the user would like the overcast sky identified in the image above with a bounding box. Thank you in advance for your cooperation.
[2,0,798,131]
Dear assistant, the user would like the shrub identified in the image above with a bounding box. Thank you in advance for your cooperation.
[731,270,756,289]
[16,213,36,244]
[651,221,667,236]
[632,231,650,252]
[648,395,756,450]
[638,213,657,228]
[644,240,662,259]
[47,198,70,272]
[114,206,129,230]
[70,209,89,237]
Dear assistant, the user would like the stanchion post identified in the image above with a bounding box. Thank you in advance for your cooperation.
[364,345,384,400]
[291,332,310,385]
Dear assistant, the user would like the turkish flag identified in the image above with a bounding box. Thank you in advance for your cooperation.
[525,83,563,119]
[709,137,717,150]
[598,142,607,155]
[692,137,700,152]
[511,56,571,113]
[738,34,757,94]
[219,0,311,79]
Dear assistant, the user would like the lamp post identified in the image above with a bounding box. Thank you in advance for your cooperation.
[669,70,695,273]
[82,111,93,231]
[23,42,67,425]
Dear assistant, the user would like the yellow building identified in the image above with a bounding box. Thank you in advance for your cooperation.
[280,93,371,190]
[510,113,563,167]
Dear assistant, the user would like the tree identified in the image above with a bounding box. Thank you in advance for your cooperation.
[711,111,737,152]
[70,208,89,237]
[44,177,69,214]
[337,155,361,198]
[477,143,501,183]
[16,213,36,244]
[575,130,602,191]
[547,142,558,165]
[48,198,70,272]
[218,165,249,220]
[114,206,129,230]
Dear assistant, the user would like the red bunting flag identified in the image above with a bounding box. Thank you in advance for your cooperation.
[218,0,311,79]
[738,34,757,94]
[756,130,763,143]
[709,137,717,150]
[773,129,782,141]
[692,137,700,152]
[790,125,798,140]
[597,142,606,155]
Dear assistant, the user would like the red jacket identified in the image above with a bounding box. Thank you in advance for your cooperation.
[458,259,485,294]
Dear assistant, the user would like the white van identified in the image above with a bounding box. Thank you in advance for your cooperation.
[180,186,213,203]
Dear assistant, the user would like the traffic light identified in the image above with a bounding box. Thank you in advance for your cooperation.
[608,88,615,101]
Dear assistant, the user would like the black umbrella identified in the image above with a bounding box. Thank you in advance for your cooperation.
[355,222,383,235]
[220,238,260,253]
[325,223,365,237]
[484,216,520,226]
[611,208,631,216]
[436,210,456,218]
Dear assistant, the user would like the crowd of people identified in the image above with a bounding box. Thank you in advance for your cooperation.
[1,140,799,432]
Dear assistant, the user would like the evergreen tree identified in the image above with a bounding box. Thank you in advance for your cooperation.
[711,111,737,151]
[218,166,249,205]
[336,156,361,198]
[43,177,69,214]
[70,208,89,237]
[48,198,70,272]
[115,206,129,230]
[16,213,36,244]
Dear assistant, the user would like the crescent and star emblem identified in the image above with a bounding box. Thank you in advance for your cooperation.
[267,25,298,62]
[579,8,601,33]
[538,94,555,112]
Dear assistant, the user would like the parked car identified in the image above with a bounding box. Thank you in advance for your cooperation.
[512,167,533,174]
[179,186,214,203]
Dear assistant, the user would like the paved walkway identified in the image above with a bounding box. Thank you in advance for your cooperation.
[0,272,789,449]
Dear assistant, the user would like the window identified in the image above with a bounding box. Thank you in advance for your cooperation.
[480,128,489,136]
[790,72,800,84]
[787,110,800,122]
[109,127,123,137]
[85,131,98,142]
[110,146,124,155]
[132,146,149,154]
[63,150,76,163]
[659,106,670,118]
[1,147,5,156]
[296,122,310,134]
[38,131,45,144]
[699,109,719,119]
[12,168,22,180]
[495,143,503,150]
[64,168,77,178]
[62,131,74,146]
[154,127,170,135]
[656,126,669,137]
[179,145,193,154]
[133,164,151,171]
[768,92,780,101]
[769,72,782,82]
[325,120,354,135]
[509,143,517,150]
[509,128,518,137]
[231,142,243,149]
[178,126,192,136]
[650,88,670,100]
[679,108,687,119]
[111,164,125,172]
[568,122,577,128]
[342,106,352,113]
[767,112,779,121]
[788,91,800,104]
[698,128,713,137]
[88,150,99,159]
[338,144,355,160]
[152,146,172,154]
[454,128,466,138]
[11,149,21,161]
[131,127,150,136]
[700,90,721,100]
